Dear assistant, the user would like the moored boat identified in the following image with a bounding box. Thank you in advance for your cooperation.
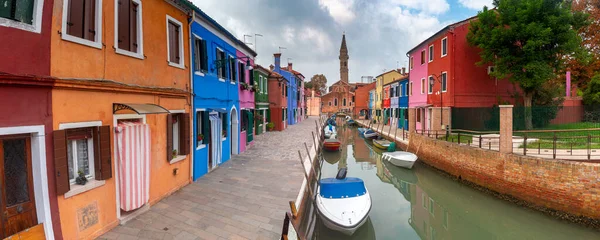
[325,125,337,139]
[382,151,418,169]
[323,139,342,151]
[372,139,392,150]
[363,130,378,139]
[316,169,371,236]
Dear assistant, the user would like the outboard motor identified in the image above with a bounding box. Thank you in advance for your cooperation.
[336,167,348,180]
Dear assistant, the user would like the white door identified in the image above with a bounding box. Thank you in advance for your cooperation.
[209,113,222,168]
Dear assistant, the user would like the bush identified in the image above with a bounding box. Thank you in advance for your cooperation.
[583,74,600,106]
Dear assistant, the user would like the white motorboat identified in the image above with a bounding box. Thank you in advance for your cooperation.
[382,151,418,169]
[363,129,378,139]
[316,169,371,235]
[325,125,337,139]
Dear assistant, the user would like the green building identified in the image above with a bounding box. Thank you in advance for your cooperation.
[254,65,270,135]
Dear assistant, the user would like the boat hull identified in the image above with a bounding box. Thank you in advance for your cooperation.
[318,207,370,236]
[363,132,378,139]
[383,152,418,169]
[373,140,390,150]
[316,193,371,235]
[323,140,341,151]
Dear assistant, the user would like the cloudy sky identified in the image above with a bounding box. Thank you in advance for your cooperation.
[191,0,493,86]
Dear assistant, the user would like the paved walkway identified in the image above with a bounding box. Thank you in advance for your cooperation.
[99,117,319,240]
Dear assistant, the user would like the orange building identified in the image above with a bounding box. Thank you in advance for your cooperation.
[354,82,376,119]
[49,0,192,239]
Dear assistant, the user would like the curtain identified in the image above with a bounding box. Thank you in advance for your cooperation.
[116,122,150,211]
[210,114,222,168]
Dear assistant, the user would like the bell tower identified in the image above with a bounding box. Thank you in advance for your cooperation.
[339,33,349,83]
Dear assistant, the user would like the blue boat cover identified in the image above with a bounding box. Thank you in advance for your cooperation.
[365,130,375,134]
[319,177,367,198]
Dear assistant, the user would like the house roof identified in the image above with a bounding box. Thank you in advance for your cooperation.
[407,15,477,55]
[376,69,402,78]
[383,74,409,86]
[178,0,257,57]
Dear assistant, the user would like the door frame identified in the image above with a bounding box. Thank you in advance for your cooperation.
[0,125,54,240]
[230,106,239,155]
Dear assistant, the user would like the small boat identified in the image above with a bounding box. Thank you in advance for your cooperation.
[372,139,392,150]
[382,151,418,169]
[363,130,378,139]
[357,128,367,135]
[347,119,357,126]
[317,168,371,236]
[323,139,342,151]
[324,125,337,139]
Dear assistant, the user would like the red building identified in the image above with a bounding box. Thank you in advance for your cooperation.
[268,67,288,131]
[416,17,517,108]
[354,82,376,119]
[0,0,63,238]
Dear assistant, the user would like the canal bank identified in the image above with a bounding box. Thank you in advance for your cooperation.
[356,117,600,229]
[315,126,600,239]
[100,116,322,240]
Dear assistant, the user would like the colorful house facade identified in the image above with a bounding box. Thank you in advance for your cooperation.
[398,78,410,129]
[49,0,194,239]
[306,90,322,116]
[0,0,60,238]
[273,60,299,126]
[375,69,405,123]
[389,81,400,126]
[383,84,391,124]
[254,65,270,135]
[267,60,288,131]
[408,44,430,132]
[238,50,256,153]
[354,82,376,119]
[369,89,376,119]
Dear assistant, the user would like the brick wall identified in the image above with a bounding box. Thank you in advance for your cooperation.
[409,133,600,219]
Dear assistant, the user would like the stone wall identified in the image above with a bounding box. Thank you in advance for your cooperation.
[409,133,600,219]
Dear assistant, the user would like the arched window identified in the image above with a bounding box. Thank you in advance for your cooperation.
[343,98,347,106]
[334,98,338,106]
[328,102,332,106]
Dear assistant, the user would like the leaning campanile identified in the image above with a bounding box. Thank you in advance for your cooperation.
[339,33,349,83]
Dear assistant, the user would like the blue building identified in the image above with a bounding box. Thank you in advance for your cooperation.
[398,78,409,129]
[189,7,256,180]
[272,53,298,125]
[368,89,375,120]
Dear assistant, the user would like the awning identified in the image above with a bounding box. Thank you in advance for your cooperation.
[208,108,227,113]
[113,103,170,114]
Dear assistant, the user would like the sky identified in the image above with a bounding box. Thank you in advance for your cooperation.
[191,0,493,87]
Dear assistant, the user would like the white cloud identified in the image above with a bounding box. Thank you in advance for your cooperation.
[318,0,356,25]
[458,0,493,10]
[387,0,450,14]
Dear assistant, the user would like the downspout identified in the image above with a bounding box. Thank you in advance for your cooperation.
[450,28,456,129]
[188,11,195,182]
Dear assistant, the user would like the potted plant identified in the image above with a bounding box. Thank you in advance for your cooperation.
[222,129,227,138]
[267,122,275,131]
[254,114,263,121]
[172,149,178,159]
[197,133,204,144]
[76,170,88,185]
[240,82,249,90]
[251,85,259,92]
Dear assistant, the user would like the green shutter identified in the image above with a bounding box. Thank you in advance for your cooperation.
[0,0,12,19]
[202,112,210,142]
[201,40,208,71]
[230,58,236,82]
[247,111,254,142]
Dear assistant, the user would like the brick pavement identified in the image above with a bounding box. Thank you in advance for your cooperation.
[99,117,320,240]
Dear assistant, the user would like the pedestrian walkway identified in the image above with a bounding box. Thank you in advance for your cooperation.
[99,117,320,240]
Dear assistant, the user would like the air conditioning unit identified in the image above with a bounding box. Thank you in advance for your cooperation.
[487,66,496,75]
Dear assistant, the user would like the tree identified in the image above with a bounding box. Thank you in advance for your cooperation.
[583,74,600,105]
[308,74,328,95]
[568,0,600,89]
[468,0,587,129]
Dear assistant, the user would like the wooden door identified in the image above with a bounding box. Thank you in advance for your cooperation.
[0,135,37,238]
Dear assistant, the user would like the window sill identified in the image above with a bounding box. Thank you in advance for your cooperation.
[115,48,145,60]
[61,34,103,49]
[441,54,447,58]
[168,61,185,69]
[64,179,106,199]
[221,138,226,141]
[230,82,236,85]
[219,78,226,82]
[194,71,205,76]
[196,144,206,150]
[169,155,186,164]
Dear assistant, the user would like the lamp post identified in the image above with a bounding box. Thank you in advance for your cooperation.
[429,73,444,131]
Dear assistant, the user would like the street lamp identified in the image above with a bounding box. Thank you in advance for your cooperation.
[429,73,445,131]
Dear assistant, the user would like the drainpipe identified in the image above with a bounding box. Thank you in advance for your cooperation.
[188,11,195,182]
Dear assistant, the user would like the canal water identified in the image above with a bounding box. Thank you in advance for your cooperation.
[314,125,600,240]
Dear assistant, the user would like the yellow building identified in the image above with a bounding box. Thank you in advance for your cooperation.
[375,69,405,122]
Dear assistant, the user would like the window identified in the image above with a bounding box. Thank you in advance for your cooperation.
[66,128,95,183]
[241,110,247,131]
[0,0,34,24]
[115,0,142,58]
[228,56,236,82]
[417,110,421,122]
[166,15,183,68]
[441,72,447,92]
[216,48,226,79]
[352,96,355,102]
[196,111,209,146]
[442,37,448,57]
[249,69,254,86]
[193,36,208,73]
[429,45,434,62]
[238,62,246,83]
[62,0,102,48]
[421,78,425,94]
[343,98,346,106]
[421,50,426,65]
[404,84,408,96]
[334,98,338,106]
[285,86,288,97]
[428,76,434,94]
[167,113,189,160]
[221,113,227,139]
[410,82,413,96]
[328,102,331,106]
[410,57,414,70]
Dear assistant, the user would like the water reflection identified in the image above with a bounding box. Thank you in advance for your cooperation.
[314,128,600,240]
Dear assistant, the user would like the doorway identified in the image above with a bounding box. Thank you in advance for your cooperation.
[0,135,37,238]
[230,108,238,155]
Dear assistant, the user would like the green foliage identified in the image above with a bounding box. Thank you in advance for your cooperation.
[309,74,328,95]
[583,74,600,105]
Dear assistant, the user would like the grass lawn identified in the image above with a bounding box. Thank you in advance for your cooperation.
[514,122,600,149]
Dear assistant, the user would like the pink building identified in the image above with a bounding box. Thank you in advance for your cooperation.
[237,50,255,153]
[408,45,430,131]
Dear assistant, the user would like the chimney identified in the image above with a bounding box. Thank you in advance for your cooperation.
[274,53,281,72]
[269,64,274,71]
[288,62,293,71]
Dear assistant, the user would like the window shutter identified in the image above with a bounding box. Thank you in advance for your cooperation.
[53,130,70,195]
[130,2,138,53]
[83,0,96,41]
[166,114,173,160]
[202,112,210,142]
[179,113,190,155]
[117,0,129,50]
[174,25,180,62]
[97,126,112,180]
[193,39,200,71]
[67,0,84,38]
[230,58,236,82]
[201,40,208,71]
